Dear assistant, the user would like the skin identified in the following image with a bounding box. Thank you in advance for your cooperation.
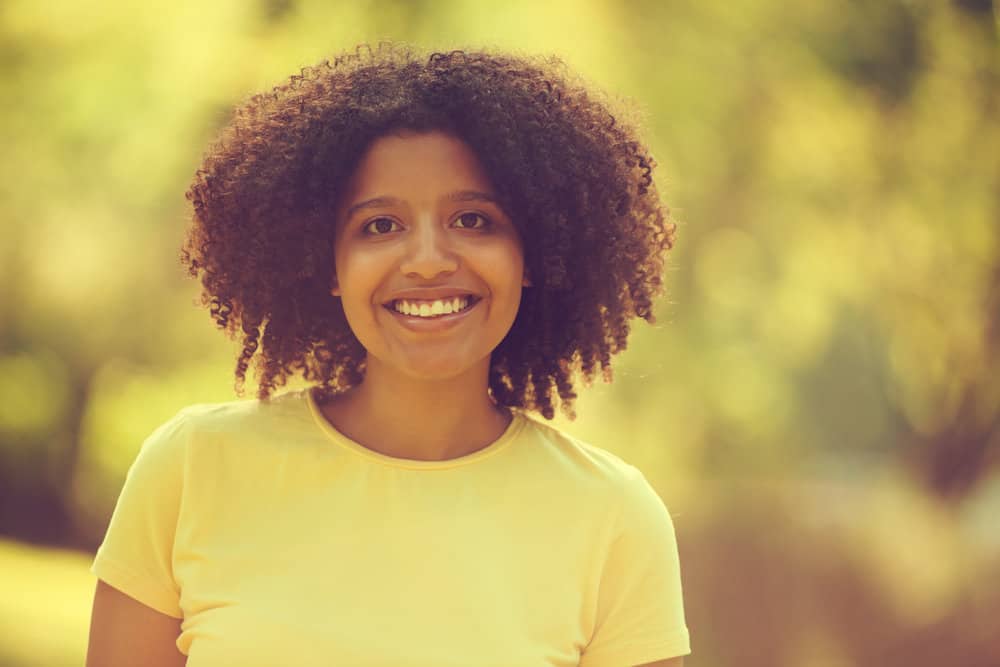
[86,580,186,666]
[321,130,529,461]
[86,130,685,666]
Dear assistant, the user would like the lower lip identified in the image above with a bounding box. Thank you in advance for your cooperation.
[382,299,482,332]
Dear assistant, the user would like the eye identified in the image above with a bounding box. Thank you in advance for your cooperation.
[452,212,490,230]
[362,217,401,235]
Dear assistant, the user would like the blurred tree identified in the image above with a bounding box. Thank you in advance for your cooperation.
[2,1,1000,665]
[0,0,997,546]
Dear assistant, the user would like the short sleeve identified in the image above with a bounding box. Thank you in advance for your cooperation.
[90,409,192,619]
[580,465,691,666]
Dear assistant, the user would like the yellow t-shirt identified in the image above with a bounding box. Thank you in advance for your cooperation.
[91,388,690,666]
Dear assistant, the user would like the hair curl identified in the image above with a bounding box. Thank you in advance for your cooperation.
[181,42,675,419]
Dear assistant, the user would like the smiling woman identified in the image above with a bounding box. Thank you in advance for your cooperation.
[86,43,690,666]
[327,131,529,454]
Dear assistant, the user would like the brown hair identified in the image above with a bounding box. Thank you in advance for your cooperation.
[181,43,675,419]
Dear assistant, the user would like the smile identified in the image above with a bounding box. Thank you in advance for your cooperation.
[385,295,480,319]
[383,294,482,331]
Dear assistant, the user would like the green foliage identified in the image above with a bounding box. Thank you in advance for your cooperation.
[1,0,998,665]
[0,539,91,667]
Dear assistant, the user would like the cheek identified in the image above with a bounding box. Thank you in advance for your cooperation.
[492,245,526,292]
[475,234,524,271]
[335,248,382,301]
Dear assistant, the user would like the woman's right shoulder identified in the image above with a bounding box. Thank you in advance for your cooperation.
[165,390,298,430]
[136,389,308,461]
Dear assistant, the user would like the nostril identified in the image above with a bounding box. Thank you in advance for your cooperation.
[399,251,460,278]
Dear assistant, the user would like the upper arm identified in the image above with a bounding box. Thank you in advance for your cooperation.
[87,579,186,667]
[636,658,684,667]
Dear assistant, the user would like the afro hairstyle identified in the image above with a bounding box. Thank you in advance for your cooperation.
[181,42,675,419]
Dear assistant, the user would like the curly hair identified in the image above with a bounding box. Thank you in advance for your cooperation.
[181,42,675,420]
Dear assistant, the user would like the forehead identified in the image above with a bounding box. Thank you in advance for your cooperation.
[342,131,495,200]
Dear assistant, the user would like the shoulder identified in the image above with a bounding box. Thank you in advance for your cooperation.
[180,388,314,436]
[514,412,647,499]
[135,388,313,464]
[517,413,641,472]
[516,414,674,534]
[169,388,306,432]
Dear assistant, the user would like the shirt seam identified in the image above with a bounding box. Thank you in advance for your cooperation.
[580,627,692,665]
[304,387,525,470]
[91,556,183,618]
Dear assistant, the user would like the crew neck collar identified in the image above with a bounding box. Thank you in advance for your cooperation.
[304,387,524,470]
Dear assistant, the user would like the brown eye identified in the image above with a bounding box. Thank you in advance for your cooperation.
[453,213,489,230]
[363,217,400,235]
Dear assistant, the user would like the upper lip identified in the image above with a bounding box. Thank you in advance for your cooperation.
[381,288,481,304]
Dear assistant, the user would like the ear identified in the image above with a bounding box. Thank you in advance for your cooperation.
[522,270,532,287]
[330,276,341,297]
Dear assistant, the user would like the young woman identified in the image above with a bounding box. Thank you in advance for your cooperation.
[87,44,690,667]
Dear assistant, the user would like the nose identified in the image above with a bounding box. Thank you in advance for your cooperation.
[399,216,459,279]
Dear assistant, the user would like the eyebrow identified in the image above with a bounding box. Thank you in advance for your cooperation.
[344,190,500,220]
[447,190,500,205]
[344,196,398,220]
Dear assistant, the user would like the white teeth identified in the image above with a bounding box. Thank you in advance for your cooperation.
[391,296,472,318]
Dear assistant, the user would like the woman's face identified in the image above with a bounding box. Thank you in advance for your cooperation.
[332,130,528,383]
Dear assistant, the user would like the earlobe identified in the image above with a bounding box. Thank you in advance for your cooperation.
[522,273,532,287]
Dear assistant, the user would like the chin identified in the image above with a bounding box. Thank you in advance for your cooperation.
[392,350,490,384]
[399,362,478,383]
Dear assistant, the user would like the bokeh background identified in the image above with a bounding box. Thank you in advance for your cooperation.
[2,1,998,665]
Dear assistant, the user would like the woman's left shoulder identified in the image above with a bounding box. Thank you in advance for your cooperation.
[514,413,652,494]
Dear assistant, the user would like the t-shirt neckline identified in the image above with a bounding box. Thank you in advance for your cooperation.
[304,386,525,470]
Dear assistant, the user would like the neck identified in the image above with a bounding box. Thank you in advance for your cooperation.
[318,356,511,461]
